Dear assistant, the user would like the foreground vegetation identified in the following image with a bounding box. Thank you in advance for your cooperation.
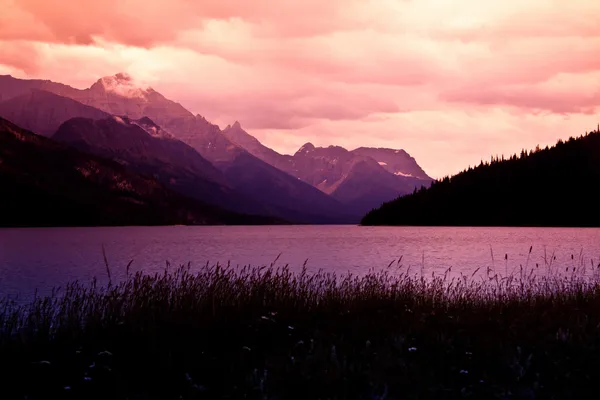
[2,262,600,399]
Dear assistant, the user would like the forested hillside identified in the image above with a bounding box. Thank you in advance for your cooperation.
[362,128,600,227]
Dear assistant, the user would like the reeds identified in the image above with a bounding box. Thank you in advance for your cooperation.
[1,262,600,399]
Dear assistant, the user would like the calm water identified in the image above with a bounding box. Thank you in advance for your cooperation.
[1,225,600,301]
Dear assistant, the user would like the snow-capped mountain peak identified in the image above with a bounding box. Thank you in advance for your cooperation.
[93,73,153,100]
[296,142,316,155]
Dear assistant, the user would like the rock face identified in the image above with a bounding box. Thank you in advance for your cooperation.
[0,117,278,227]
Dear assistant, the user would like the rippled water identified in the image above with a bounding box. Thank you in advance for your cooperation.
[1,225,600,300]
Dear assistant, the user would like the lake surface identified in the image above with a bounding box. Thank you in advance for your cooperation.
[1,225,600,301]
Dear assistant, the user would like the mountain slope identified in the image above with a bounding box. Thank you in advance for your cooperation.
[0,75,80,102]
[0,118,280,227]
[362,130,600,227]
[0,87,279,217]
[223,121,432,214]
[51,116,255,211]
[0,90,110,137]
[223,121,294,171]
[218,151,354,223]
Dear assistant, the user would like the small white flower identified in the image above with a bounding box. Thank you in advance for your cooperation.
[460,370,469,374]
[84,376,92,382]
[288,326,294,330]
[408,347,417,352]
[465,352,473,355]
[242,346,251,352]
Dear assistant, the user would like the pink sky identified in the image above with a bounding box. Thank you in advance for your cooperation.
[1,0,600,178]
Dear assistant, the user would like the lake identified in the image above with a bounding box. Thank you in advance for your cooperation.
[1,225,600,301]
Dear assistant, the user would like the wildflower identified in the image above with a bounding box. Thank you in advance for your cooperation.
[288,326,294,330]
[465,352,472,355]
[460,370,469,374]
[242,346,251,352]
[408,347,417,352]
[84,377,92,382]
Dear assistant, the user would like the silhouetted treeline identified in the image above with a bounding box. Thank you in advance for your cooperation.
[362,127,600,227]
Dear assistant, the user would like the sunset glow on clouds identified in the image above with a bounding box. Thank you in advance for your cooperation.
[1,0,600,177]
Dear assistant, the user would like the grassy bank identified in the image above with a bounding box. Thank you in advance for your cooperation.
[2,263,600,399]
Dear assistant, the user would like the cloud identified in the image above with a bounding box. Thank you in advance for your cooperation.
[1,0,600,178]
[0,41,41,74]
[442,71,600,114]
[1,0,355,46]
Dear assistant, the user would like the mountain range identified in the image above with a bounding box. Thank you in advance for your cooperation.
[0,73,432,226]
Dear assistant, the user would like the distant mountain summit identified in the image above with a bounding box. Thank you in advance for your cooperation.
[223,122,432,214]
[90,73,156,100]
[352,147,430,180]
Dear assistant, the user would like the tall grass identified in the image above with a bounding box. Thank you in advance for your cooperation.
[2,262,600,399]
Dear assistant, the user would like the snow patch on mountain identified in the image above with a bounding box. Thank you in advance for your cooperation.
[378,161,388,166]
[395,171,414,177]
